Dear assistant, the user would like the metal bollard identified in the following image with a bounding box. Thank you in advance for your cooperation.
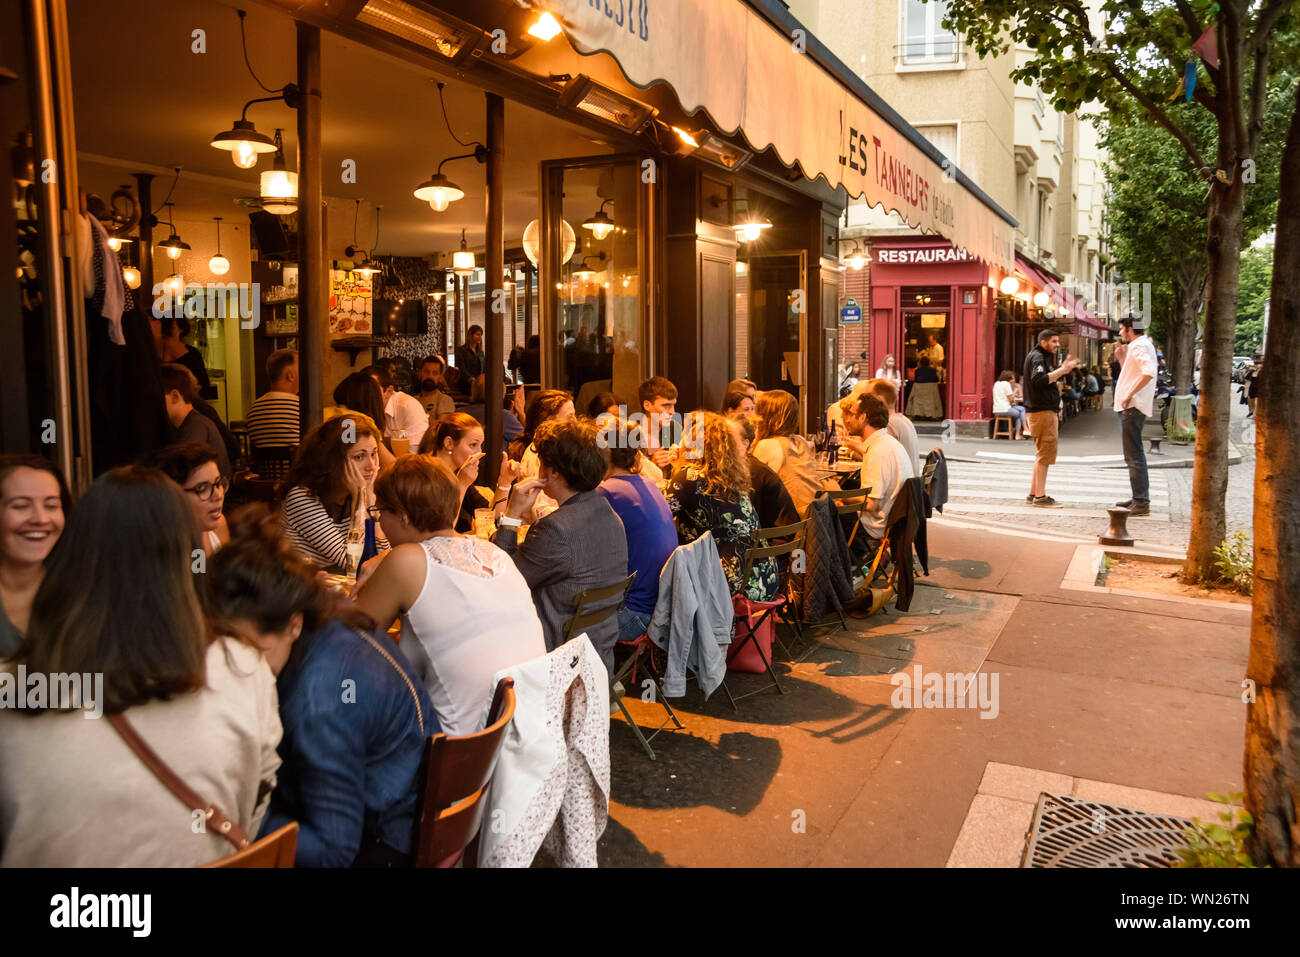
[1099,507,1134,547]
[1148,435,1163,455]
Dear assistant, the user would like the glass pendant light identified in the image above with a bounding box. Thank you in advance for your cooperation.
[259,130,298,216]
[208,217,230,276]
[157,202,190,261]
[453,229,475,275]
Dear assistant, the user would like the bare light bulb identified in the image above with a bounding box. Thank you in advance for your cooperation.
[233,141,258,169]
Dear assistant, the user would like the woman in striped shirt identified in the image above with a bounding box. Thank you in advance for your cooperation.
[279,416,388,573]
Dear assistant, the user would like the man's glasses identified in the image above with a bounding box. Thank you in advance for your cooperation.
[183,476,228,501]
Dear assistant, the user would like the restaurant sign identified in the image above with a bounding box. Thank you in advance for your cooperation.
[874,246,973,265]
[525,0,1016,272]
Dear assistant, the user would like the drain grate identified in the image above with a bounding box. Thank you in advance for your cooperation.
[1022,793,1195,867]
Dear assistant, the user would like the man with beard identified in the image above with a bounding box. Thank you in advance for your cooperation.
[415,355,456,419]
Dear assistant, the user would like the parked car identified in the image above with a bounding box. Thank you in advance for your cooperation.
[1232,356,1252,383]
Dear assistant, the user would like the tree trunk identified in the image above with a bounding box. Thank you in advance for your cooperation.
[1244,81,1300,868]
[1169,267,1203,397]
[1182,145,1244,582]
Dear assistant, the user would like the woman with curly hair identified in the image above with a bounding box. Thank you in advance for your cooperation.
[751,389,820,517]
[279,415,389,572]
[665,412,778,601]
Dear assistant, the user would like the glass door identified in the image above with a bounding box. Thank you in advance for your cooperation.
[738,249,807,410]
[540,155,653,411]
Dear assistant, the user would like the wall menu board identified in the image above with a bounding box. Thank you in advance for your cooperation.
[329,269,373,337]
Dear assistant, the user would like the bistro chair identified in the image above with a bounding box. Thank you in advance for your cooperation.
[250,445,296,483]
[722,519,809,710]
[201,822,298,869]
[816,486,872,632]
[562,575,679,761]
[412,677,517,868]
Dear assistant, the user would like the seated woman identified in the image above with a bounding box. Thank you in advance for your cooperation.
[751,389,821,517]
[151,443,230,556]
[587,390,622,420]
[734,414,799,529]
[493,418,628,673]
[0,455,70,659]
[355,456,544,735]
[992,371,1027,439]
[325,372,396,468]
[279,415,389,573]
[0,467,280,866]
[508,389,575,521]
[721,388,755,419]
[666,412,778,601]
[597,420,678,639]
[419,412,521,535]
[206,508,434,868]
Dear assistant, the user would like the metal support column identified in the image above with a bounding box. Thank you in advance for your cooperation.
[296,22,323,433]
[484,92,505,487]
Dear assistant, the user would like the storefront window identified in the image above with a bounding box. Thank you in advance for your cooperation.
[543,159,646,410]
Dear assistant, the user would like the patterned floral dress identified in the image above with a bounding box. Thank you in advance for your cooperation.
[666,468,780,601]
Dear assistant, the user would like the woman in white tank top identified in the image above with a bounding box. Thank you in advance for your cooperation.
[353,456,545,735]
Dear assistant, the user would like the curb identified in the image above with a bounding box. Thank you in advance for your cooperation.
[940,450,1240,469]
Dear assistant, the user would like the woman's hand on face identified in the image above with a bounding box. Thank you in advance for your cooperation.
[343,456,366,499]
[456,451,484,489]
[510,385,526,422]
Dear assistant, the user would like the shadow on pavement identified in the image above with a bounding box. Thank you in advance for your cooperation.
[609,726,780,815]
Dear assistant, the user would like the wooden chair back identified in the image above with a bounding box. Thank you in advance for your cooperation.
[201,822,298,868]
[412,677,517,867]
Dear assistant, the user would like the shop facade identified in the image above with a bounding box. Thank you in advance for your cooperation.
[4,0,1020,482]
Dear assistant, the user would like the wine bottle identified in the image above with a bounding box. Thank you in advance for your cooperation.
[356,517,379,579]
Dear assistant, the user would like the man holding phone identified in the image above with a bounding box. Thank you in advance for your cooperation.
[1022,329,1081,508]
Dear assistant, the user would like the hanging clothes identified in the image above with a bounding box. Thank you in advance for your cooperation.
[87,214,127,345]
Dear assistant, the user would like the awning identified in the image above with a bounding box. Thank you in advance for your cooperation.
[1014,253,1109,338]
[524,0,1017,272]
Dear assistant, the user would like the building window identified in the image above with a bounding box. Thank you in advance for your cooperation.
[901,0,958,64]
[916,123,959,166]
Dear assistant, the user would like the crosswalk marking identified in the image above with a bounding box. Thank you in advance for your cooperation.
[939,462,1171,521]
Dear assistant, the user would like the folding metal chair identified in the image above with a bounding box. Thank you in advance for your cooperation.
[561,574,680,761]
[722,519,809,709]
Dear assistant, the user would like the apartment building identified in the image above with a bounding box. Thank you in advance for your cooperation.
[789,0,1111,426]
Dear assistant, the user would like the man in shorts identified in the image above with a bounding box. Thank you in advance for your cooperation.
[1021,328,1080,507]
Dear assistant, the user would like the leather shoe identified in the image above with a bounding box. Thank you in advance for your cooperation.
[1115,499,1134,508]
[1128,503,1150,516]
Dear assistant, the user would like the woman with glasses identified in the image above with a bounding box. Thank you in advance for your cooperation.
[151,444,229,557]
[279,416,389,573]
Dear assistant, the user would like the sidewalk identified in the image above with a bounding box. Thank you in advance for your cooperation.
[927,404,1240,469]
[598,520,1248,867]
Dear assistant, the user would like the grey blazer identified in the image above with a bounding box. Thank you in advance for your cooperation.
[493,489,629,674]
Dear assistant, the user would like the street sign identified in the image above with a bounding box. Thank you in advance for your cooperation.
[840,297,862,324]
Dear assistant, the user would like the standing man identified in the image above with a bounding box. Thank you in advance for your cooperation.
[926,335,945,372]
[454,324,486,395]
[246,348,300,450]
[1113,317,1159,516]
[1022,329,1081,507]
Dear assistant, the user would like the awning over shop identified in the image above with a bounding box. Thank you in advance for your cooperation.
[524,0,1017,272]
[1014,253,1109,339]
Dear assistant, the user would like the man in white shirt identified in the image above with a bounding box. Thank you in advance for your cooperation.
[926,335,945,368]
[839,391,914,547]
[1113,317,1159,515]
[363,364,429,449]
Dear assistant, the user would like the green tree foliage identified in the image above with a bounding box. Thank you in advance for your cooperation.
[1235,243,1273,354]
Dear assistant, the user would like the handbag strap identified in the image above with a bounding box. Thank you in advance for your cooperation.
[107,712,250,850]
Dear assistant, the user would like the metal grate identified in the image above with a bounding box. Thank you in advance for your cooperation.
[1022,793,1194,868]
